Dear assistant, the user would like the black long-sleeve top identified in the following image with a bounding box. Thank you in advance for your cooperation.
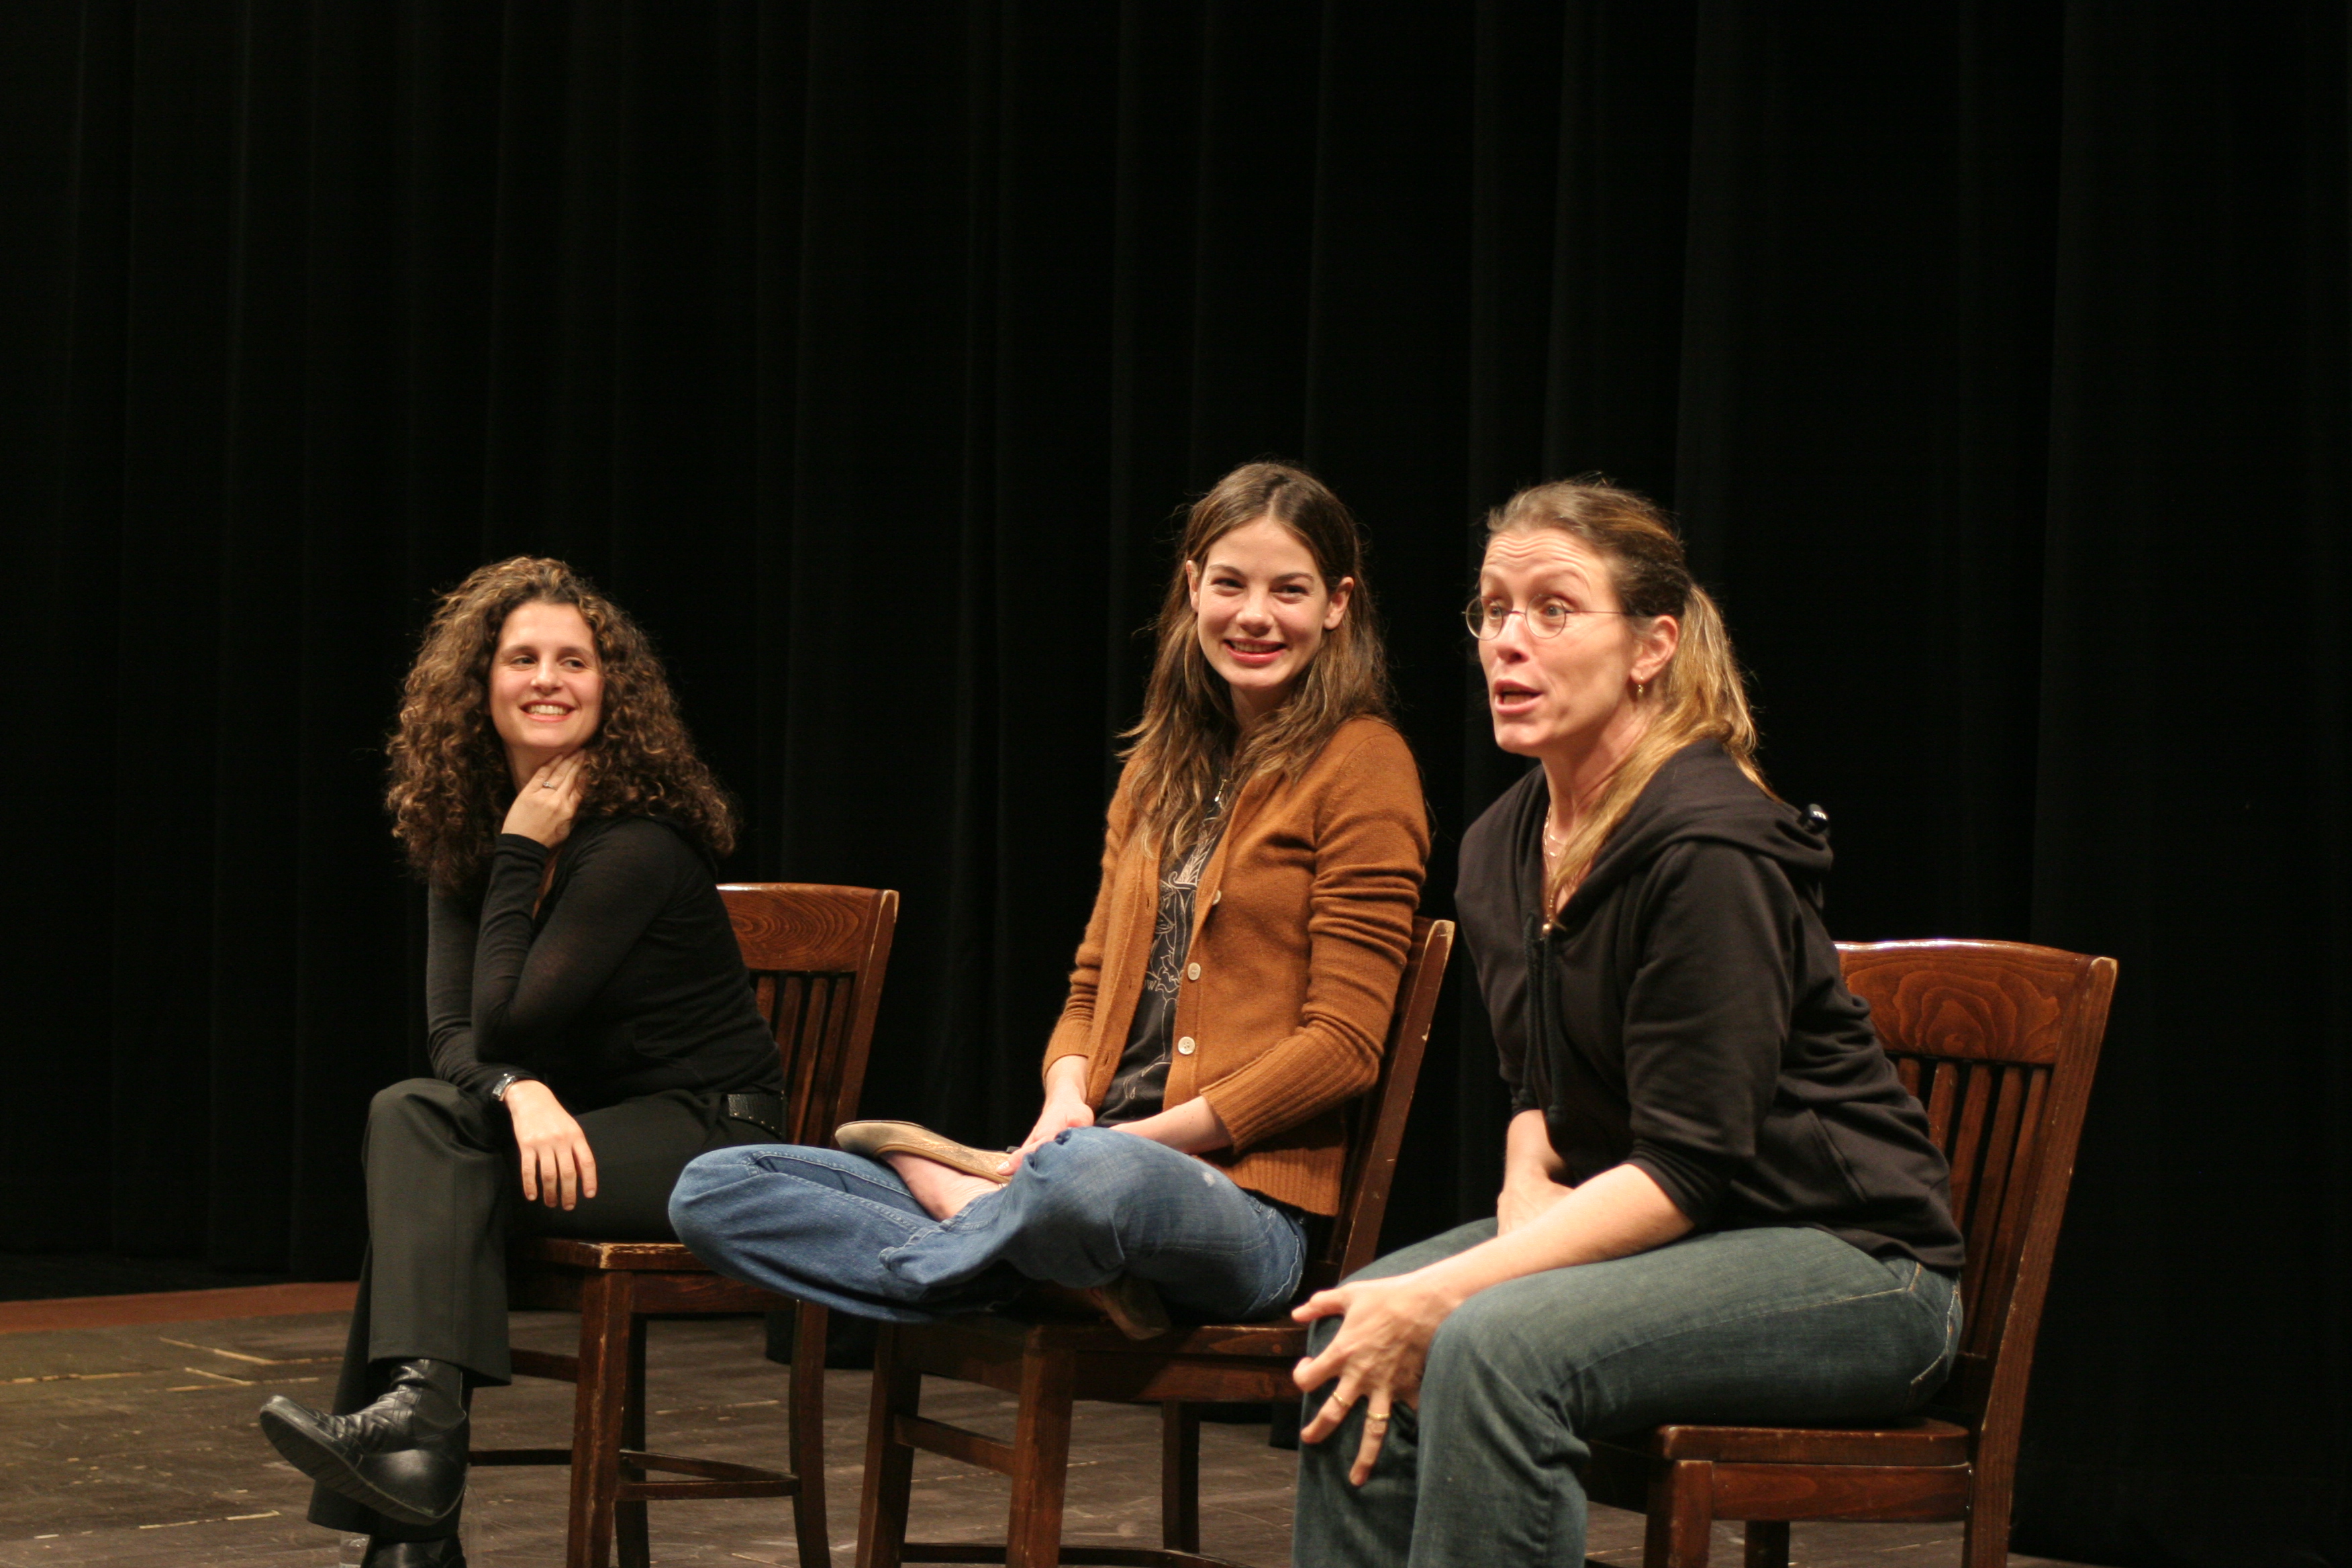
[427,816,781,1110]
[1456,742,1963,1270]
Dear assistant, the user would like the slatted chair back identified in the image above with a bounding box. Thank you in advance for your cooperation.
[1307,915,1455,1294]
[722,883,899,1142]
[483,883,899,1568]
[1837,940,2116,1449]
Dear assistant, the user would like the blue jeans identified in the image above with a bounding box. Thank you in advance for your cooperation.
[668,1126,1308,1324]
[1291,1221,1961,1568]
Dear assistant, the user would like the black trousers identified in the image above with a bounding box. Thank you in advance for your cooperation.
[309,1077,777,1540]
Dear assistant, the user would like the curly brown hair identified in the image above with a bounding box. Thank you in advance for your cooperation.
[387,557,737,895]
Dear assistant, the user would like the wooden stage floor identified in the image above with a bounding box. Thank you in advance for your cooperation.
[0,1301,2100,1567]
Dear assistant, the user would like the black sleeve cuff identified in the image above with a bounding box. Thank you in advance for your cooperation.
[1626,1138,1733,1227]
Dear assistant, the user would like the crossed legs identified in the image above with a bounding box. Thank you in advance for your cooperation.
[669,1126,1307,1323]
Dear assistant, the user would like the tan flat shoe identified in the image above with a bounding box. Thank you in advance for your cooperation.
[835,1120,1012,1183]
[1010,1277,1175,1340]
[1085,1275,1173,1340]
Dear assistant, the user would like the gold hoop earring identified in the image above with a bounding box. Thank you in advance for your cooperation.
[1633,679,1646,700]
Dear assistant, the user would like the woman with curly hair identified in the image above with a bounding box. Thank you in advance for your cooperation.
[257,558,784,1568]
[669,460,1428,1339]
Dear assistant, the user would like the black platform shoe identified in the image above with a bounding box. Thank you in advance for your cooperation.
[361,1536,467,1567]
[258,1357,468,1527]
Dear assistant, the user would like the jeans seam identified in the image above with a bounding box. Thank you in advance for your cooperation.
[1906,1275,1963,1395]
[1244,1213,1308,1316]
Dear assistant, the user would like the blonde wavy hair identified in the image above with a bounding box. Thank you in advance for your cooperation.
[1122,462,1394,854]
[386,557,736,895]
[1484,478,1771,911]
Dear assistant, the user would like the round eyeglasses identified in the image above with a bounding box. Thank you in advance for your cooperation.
[1463,598,1632,640]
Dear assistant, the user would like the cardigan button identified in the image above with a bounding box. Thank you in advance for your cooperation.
[1176,1036,1197,1056]
[1186,962,1201,981]
[1211,889,1222,905]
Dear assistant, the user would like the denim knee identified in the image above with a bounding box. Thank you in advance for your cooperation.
[1424,1290,1522,1386]
[665,1147,746,1246]
[1016,1129,1144,1222]
[1026,1126,1127,1177]
[1422,1281,1587,1430]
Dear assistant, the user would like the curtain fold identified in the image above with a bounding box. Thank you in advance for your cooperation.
[1,3,2343,1559]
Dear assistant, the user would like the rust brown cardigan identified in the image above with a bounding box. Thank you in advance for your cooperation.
[1041,717,1429,1216]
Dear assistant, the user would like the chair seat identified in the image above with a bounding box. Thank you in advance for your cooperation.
[1601,1414,1970,1468]
[505,1241,793,1320]
[922,1307,1309,1356]
[511,1237,715,1272]
[893,1309,1310,1406]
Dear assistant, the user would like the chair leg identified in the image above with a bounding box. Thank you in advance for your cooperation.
[1003,1346,1077,1568]
[787,1300,833,1568]
[1643,1458,1714,1568]
[1742,1520,1788,1568]
[1159,1402,1200,1553]
[569,1271,637,1568]
[1961,1465,2008,1568]
[856,1324,920,1568]
[617,1315,650,1568]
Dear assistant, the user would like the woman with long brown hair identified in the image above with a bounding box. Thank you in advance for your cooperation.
[669,460,1428,1338]
[1287,480,1963,1566]
[257,558,785,1568]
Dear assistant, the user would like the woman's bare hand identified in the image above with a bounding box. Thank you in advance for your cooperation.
[502,752,587,848]
[1003,1094,1094,1175]
[1291,1270,1462,1485]
[997,1057,1095,1175]
[503,1079,599,1209]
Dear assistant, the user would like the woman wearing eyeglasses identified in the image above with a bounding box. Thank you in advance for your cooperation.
[670,461,1428,1338]
[1288,479,1963,1567]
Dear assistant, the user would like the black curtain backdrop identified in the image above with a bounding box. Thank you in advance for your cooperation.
[2,5,2345,1563]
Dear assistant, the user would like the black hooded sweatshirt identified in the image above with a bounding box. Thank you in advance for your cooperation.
[1457,741,1963,1271]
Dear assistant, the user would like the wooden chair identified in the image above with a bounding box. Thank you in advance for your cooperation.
[1584,938,2118,1568]
[854,916,1454,1568]
[471,883,899,1568]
